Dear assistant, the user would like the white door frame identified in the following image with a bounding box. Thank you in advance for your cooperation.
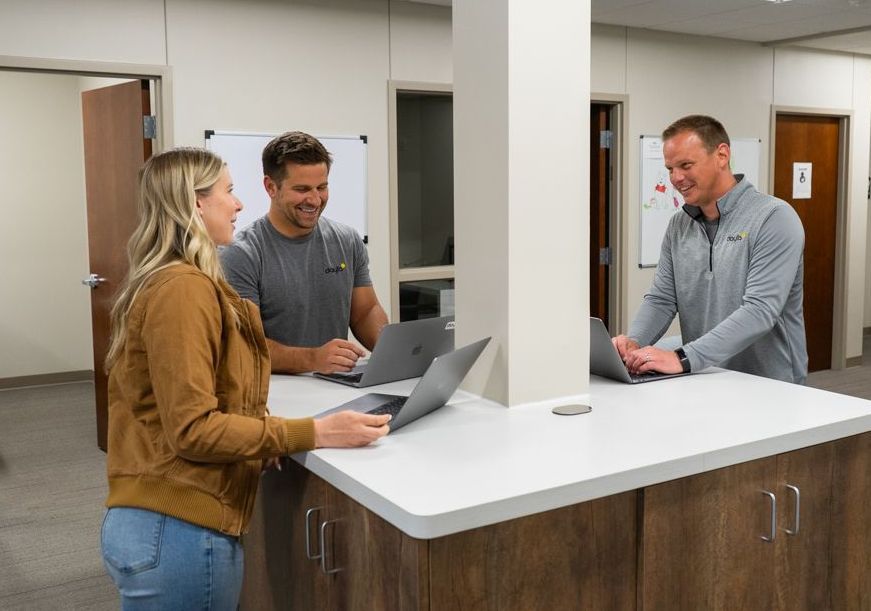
[0,55,174,149]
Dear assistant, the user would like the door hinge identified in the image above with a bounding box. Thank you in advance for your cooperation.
[599,247,611,266]
[143,115,157,139]
[599,130,612,149]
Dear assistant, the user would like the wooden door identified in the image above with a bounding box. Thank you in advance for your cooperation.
[773,114,840,372]
[240,459,329,610]
[81,79,152,450]
[430,490,637,610]
[830,432,871,609]
[326,483,428,610]
[590,104,611,328]
[773,442,834,610]
[640,458,778,610]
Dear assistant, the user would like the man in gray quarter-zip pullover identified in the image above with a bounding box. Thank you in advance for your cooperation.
[613,115,808,384]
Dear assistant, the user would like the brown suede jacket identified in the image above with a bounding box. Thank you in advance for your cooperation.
[105,264,315,536]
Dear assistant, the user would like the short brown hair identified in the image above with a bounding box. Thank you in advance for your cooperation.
[262,131,332,184]
[662,115,730,152]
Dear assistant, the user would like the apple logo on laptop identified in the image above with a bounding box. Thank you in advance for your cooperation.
[411,344,423,356]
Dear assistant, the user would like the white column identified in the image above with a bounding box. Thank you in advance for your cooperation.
[454,1,591,406]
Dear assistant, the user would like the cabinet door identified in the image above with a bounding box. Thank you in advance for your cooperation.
[429,491,637,610]
[324,483,429,610]
[830,431,871,609]
[641,457,778,610]
[773,442,834,610]
[240,459,328,610]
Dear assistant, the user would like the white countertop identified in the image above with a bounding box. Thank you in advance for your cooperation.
[267,369,871,539]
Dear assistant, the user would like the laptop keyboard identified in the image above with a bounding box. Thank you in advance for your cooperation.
[326,371,363,383]
[367,396,408,417]
[629,370,665,383]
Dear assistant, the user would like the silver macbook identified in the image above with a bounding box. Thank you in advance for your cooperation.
[314,316,455,388]
[590,317,689,384]
[316,337,491,433]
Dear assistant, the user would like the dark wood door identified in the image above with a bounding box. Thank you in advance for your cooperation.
[773,114,840,372]
[81,79,152,450]
[326,483,428,610]
[430,490,637,610]
[640,458,778,610]
[240,459,328,610]
[830,431,871,609]
[774,442,834,610]
[590,103,611,329]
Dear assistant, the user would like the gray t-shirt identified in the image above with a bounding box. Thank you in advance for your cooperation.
[220,216,372,348]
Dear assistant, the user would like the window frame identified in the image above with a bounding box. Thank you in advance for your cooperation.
[388,80,454,321]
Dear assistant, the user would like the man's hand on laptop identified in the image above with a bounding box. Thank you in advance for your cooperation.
[612,335,640,360]
[312,339,366,373]
[623,345,682,375]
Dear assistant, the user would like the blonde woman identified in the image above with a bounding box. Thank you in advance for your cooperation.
[100,148,389,610]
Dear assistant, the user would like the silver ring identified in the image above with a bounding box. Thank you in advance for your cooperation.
[644,353,652,363]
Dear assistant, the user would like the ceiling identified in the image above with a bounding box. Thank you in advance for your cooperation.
[407,0,871,55]
[593,0,871,54]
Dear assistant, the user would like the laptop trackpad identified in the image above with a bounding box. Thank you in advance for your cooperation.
[315,393,399,419]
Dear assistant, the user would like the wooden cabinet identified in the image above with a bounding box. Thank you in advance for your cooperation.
[429,490,637,610]
[240,459,427,610]
[773,442,834,609]
[241,460,637,610]
[641,441,836,610]
[641,455,778,609]
[241,433,869,611]
[830,431,871,610]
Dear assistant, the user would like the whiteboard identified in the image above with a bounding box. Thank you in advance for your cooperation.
[639,136,761,267]
[205,131,368,241]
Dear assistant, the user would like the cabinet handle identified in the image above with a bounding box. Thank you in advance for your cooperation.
[319,519,343,575]
[304,507,323,560]
[760,490,776,542]
[784,484,800,536]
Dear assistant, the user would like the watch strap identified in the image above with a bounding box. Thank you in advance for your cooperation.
[675,347,691,373]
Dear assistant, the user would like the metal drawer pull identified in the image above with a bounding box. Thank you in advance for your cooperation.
[760,490,776,542]
[304,507,323,560]
[784,484,800,536]
[320,519,342,575]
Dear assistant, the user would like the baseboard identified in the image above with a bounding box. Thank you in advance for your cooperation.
[0,370,93,390]
[845,356,863,368]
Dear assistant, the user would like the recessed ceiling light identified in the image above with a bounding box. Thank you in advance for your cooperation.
[763,0,793,3]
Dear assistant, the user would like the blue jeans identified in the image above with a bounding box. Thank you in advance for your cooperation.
[101,507,243,611]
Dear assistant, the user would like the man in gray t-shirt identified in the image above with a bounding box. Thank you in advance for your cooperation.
[220,131,388,374]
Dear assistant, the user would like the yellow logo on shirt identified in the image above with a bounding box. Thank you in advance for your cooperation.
[325,262,347,274]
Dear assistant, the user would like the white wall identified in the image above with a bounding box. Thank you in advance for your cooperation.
[592,25,870,361]
[3,3,868,374]
[0,0,452,377]
[0,72,93,378]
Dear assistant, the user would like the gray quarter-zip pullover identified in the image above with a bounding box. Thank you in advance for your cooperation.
[628,176,808,384]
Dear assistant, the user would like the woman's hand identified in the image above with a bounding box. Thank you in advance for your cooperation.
[314,411,391,448]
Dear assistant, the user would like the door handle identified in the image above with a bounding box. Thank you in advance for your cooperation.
[304,507,322,560]
[760,490,776,542]
[81,273,107,289]
[319,519,343,575]
[784,484,800,536]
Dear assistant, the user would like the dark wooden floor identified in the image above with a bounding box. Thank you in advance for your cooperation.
[0,336,868,609]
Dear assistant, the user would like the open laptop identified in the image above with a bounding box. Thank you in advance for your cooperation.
[316,337,491,432]
[590,317,690,384]
[314,316,455,388]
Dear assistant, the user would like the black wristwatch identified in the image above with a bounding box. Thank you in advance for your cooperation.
[675,347,691,373]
